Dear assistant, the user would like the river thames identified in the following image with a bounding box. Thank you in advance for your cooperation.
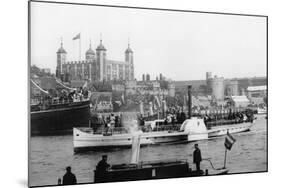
[29,115,267,187]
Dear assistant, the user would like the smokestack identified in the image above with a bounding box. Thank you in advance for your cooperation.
[160,73,163,81]
[188,85,192,119]
[146,74,150,81]
[142,74,145,81]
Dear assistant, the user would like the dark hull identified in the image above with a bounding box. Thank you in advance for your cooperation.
[94,161,228,183]
[30,101,90,136]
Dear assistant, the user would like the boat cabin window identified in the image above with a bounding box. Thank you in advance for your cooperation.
[156,121,165,126]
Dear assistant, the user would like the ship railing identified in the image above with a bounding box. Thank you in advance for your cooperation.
[90,127,140,135]
[205,118,252,128]
[89,125,182,135]
[32,97,89,107]
[152,124,181,132]
[202,158,225,170]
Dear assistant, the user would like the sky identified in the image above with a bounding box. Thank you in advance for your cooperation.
[30,1,267,81]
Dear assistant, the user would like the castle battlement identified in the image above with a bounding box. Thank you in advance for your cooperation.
[64,60,94,65]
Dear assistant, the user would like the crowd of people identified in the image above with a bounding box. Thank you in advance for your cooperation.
[202,109,255,127]
[90,113,123,133]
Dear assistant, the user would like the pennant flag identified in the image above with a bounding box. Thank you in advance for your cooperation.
[82,81,87,89]
[224,131,236,150]
[154,95,160,108]
[72,33,80,40]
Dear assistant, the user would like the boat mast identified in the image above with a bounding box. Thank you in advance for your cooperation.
[188,85,192,119]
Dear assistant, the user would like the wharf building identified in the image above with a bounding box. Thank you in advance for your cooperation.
[56,40,134,82]
[112,73,176,98]
[124,73,176,97]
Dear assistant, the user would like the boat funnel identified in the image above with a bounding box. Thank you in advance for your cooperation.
[188,85,192,119]
[130,134,141,164]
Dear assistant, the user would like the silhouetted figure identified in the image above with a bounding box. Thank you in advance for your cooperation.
[193,144,202,172]
[95,155,110,183]
[57,178,62,185]
[62,166,77,185]
[96,155,110,173]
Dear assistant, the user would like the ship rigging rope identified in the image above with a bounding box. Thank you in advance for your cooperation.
[30,79,49,94]
[55,78,76,90]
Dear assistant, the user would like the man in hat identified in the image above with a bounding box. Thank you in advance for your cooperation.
[96,155,110,173]
[95,155,110,182]
[193,144,202,172]
[62,166,77,185]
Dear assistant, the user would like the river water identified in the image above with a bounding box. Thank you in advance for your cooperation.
[29,115,267,187]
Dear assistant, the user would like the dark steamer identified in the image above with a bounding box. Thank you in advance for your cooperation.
[31,100,90,135]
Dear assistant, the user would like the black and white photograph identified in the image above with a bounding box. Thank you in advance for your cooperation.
[28,1,267,187]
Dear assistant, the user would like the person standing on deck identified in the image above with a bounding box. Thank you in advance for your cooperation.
[62,166,77,185]
[193,144,202,172]
[96,155,110,175]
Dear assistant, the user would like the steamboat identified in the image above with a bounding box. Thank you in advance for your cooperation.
[73,86,255,151]
[30,79,91,135]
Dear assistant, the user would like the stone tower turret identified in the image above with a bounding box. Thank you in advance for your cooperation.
[85,41,95,61]
[56,40,67,79]
[125,41,134,80]
[96,38,107,81]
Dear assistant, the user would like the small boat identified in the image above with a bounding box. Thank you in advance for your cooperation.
[94,159,228,183]
[93,134,228,183]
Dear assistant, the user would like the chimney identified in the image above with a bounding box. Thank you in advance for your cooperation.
[146,74,150,81]
[142,74,145,81]
[188,85,192,119]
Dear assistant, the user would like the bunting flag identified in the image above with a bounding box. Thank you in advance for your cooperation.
[72,33,80,40]
[154,95,161,108]
[82,81,87,88]
[224,131,236,150]
[30,79,49,94]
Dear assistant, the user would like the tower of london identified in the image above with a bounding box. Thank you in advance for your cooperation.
[56,39,134,82]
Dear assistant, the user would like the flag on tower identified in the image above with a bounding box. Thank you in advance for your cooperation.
[224,131,236,150]
[73,33,80,40]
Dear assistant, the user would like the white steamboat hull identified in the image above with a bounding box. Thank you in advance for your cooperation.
[207,122,253,138]
[73,128,188,151]
[73,118,255,151]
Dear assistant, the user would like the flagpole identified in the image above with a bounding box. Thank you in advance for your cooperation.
[79,34,81,61]
[223,146,227,169]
